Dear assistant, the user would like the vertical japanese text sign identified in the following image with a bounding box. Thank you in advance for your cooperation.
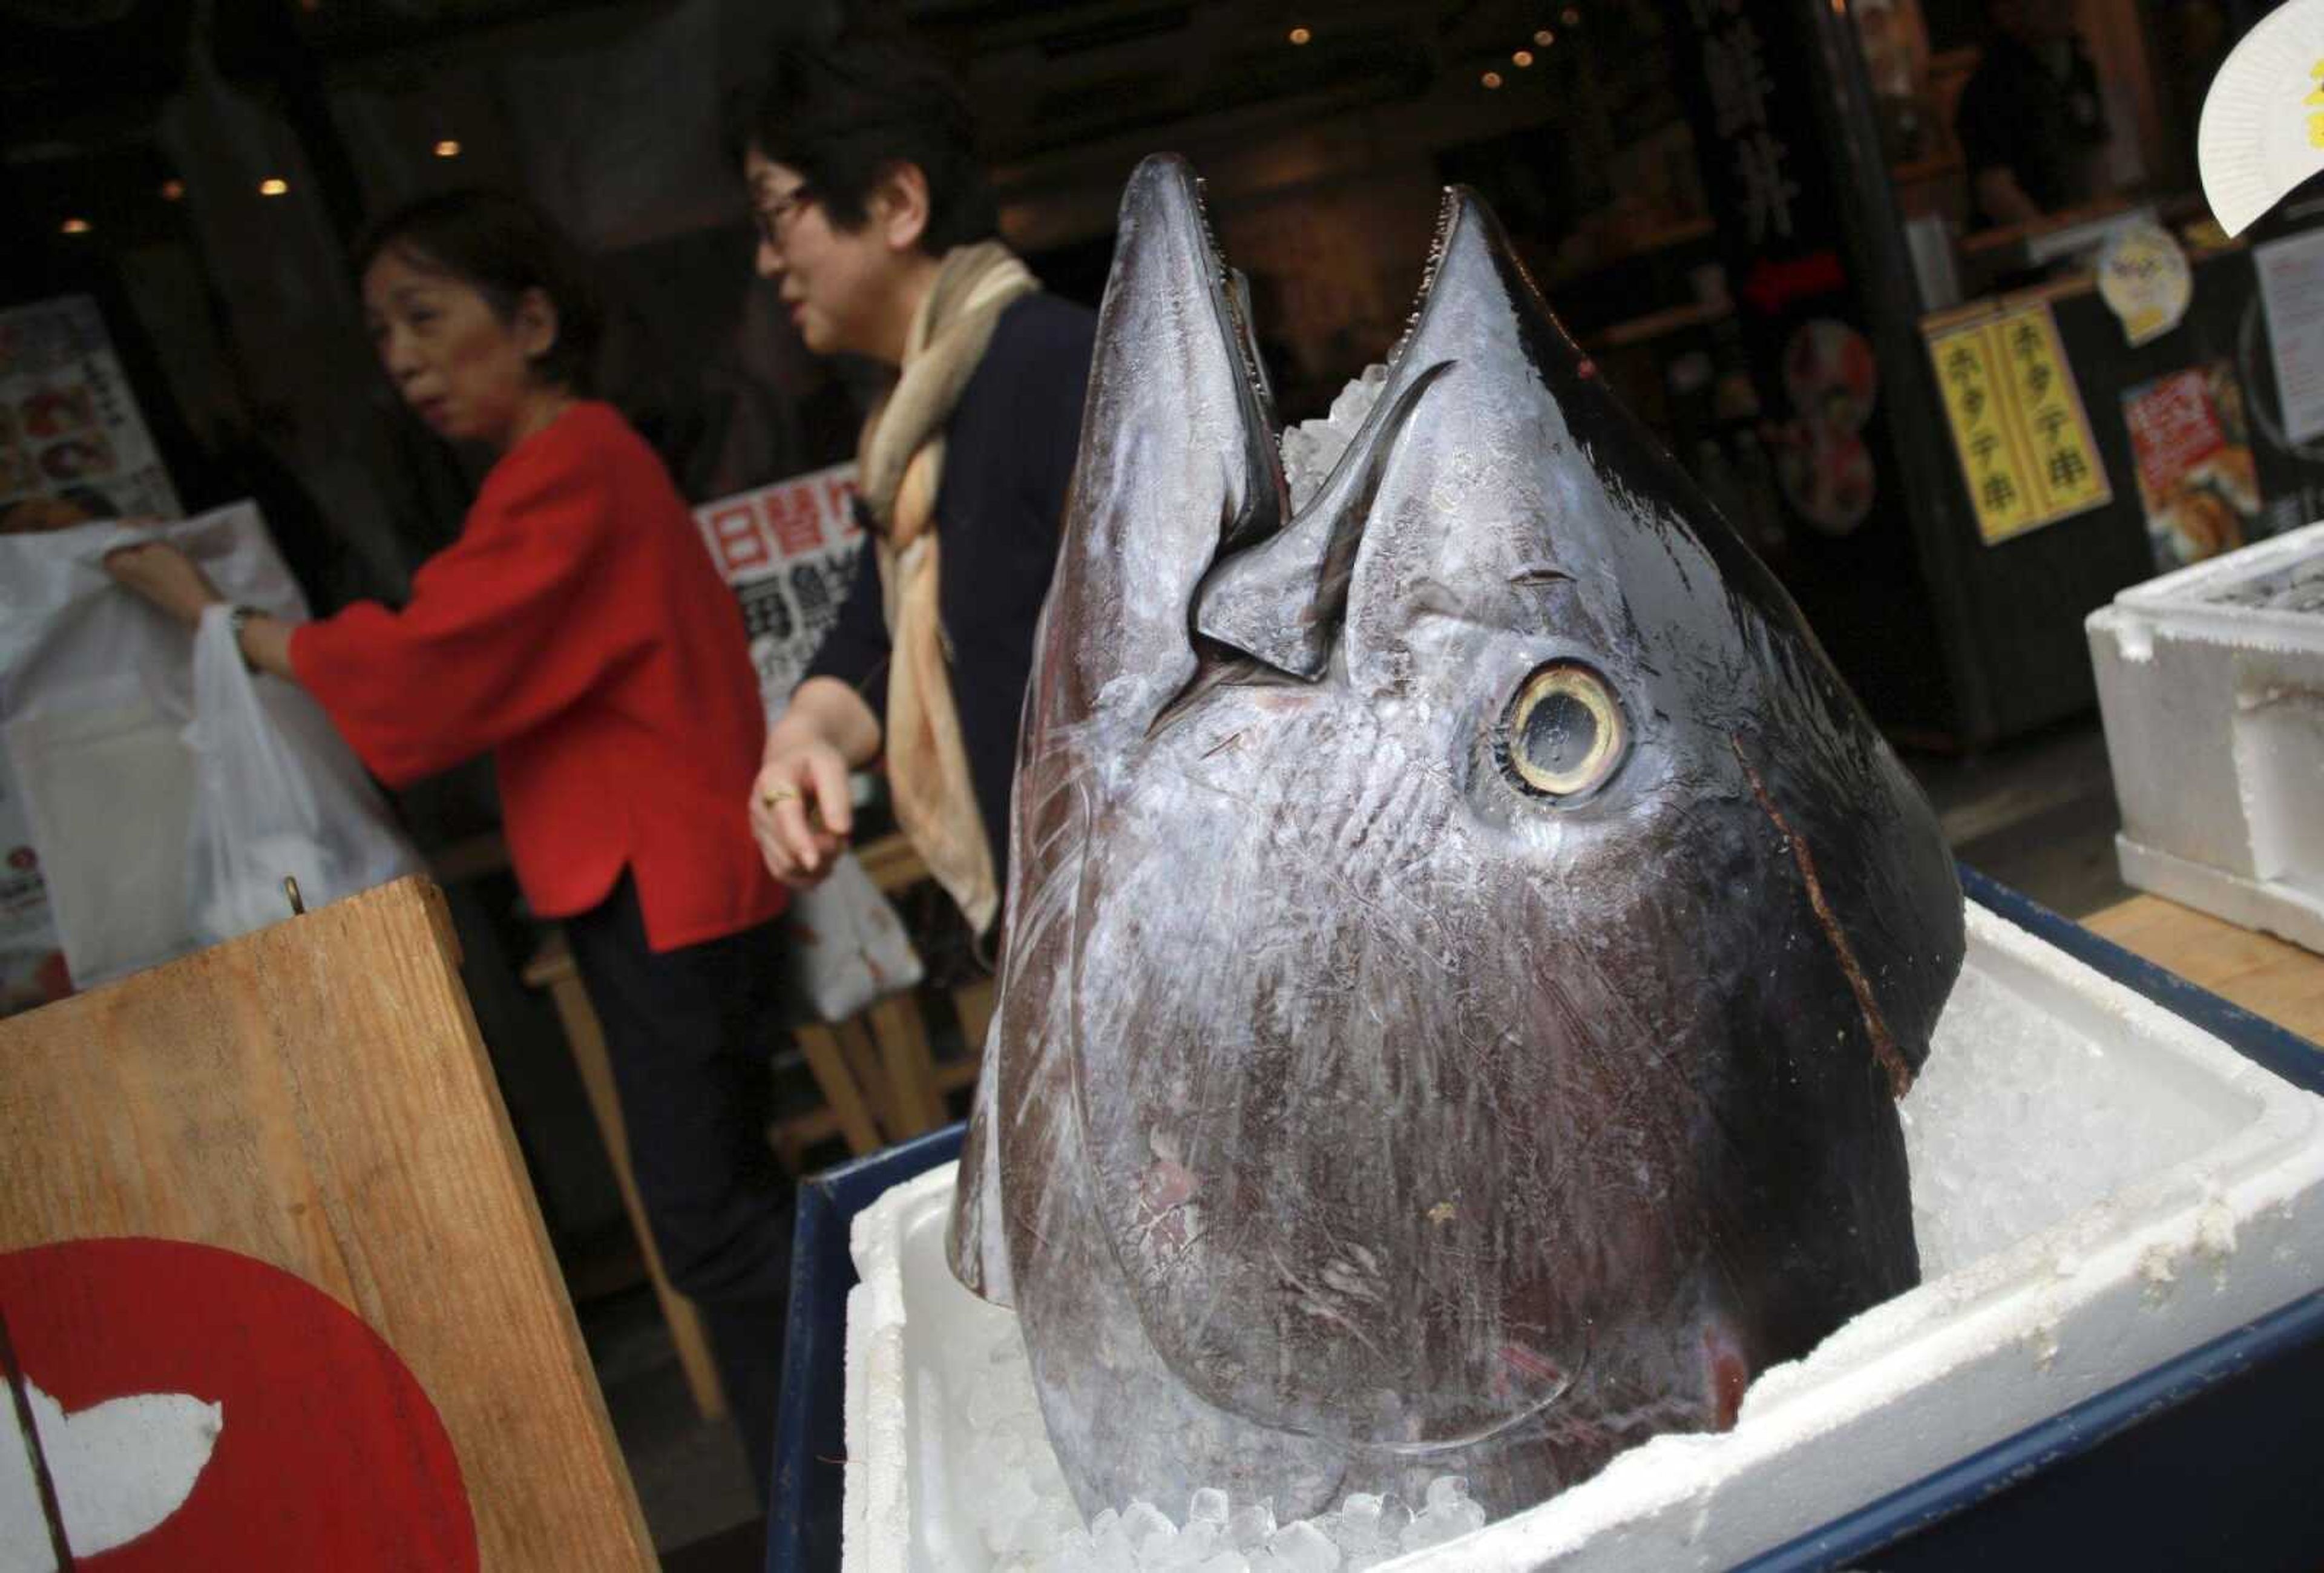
[1925,300,2110,545]
[1660,0,1909,549]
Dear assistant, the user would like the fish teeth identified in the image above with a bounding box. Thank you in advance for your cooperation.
[1386,186,1460,369]
[1192,172,1275,431]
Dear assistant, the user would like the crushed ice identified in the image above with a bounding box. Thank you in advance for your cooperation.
[954,1324,1489,1573]
[1279,364,1389,513]
[1900,964,2230,1276]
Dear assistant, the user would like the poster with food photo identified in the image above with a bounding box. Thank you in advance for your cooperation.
[2120,362,2263,572]
[0,294,181,534]
[0,295,185,1012]
[0,754,71,1019]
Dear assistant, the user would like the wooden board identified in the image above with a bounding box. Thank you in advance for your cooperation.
[0,876,655,1570]
[2083,894,2324,1049]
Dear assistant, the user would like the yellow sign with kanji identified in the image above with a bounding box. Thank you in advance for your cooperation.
[1926,300,2112,545]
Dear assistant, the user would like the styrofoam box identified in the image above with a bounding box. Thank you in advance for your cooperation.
[2087,519,2324,953]
[841,902,2324,1572]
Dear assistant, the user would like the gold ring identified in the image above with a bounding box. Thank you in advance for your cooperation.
[760,786,799,807]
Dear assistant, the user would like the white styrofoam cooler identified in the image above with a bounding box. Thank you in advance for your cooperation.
[2087,520,2324,952]
[839,902,2324,1572]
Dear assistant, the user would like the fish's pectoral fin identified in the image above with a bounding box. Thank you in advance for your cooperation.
[1195,360,1456,679]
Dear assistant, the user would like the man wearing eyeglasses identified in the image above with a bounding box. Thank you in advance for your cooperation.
[738,29,1095,955]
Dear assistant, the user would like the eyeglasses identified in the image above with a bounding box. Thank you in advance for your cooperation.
[753,183,818,251]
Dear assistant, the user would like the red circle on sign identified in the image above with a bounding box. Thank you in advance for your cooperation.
[0,1238,477,1570]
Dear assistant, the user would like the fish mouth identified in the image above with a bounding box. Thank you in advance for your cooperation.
[1173,158,1460,556]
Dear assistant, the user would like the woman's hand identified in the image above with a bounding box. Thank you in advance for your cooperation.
[103,539,222,627]
[750,737,855,887]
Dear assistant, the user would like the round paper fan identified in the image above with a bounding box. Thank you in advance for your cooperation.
[2200,0,2324,237]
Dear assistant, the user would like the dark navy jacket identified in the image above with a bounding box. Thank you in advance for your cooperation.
[803,292,1097,894]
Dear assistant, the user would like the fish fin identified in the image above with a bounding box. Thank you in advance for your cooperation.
[1195,360,1455,678]
[945,1015,1015,1305]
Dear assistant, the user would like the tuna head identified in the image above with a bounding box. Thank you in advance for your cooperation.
[952,155,1965,1519]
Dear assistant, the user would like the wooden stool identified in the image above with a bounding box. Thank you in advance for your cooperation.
[522,893,955,1417]
[520,835,997,1411]
[765,834,996,1170]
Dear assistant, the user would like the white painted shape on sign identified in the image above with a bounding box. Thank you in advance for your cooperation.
[1,1380,222,1571]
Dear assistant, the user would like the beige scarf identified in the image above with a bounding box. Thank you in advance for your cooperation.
[859,241,1040,935]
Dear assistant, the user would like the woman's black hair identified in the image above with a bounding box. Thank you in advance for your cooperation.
[738,29,1000,255]
[353,188,605,393]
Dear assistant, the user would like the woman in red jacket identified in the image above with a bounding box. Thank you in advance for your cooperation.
[106,189,794,1495]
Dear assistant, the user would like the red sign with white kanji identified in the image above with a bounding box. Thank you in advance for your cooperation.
[691,462,864,715]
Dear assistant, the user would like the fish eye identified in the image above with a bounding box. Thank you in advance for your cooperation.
[1497,662,1626,800]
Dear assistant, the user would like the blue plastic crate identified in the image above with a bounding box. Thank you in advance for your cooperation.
[770,1123,963,1573]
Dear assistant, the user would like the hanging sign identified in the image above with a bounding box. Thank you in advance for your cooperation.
[691,461,863,712]
[1926,300,2112,545]
[2096,221,2193,348]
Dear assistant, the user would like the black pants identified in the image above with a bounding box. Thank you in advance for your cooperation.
[565,874,793,1503]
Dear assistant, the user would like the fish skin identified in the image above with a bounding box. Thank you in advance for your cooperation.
[947,154,1964,1523]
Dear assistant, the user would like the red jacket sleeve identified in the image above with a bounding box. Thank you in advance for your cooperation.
[290,438,647,788]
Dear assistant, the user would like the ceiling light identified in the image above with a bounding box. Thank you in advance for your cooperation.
[160,179,185,202]
[61,218,91,235]
[1513,49,1534,67]
[259,178,290,197]
[1535,28,1555,46]
[1287,25,1311,45]
[434,139,461,158]
[1562,7,1581,25]
[1482,70,1504,89]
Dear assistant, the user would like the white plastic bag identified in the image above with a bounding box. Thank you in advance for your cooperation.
[0,501,418,983]
[183,603,416,945]
[778,849,925,1022]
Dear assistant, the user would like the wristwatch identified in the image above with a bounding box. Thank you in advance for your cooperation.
[225,603,261,674]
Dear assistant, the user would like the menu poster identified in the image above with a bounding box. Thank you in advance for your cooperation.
[0,295,182,533]
[0,751,71,1019]
[2254,229,2324,447]
[0,295,183,1013]
[692,461,865,714]
[2121,363,2265,572]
